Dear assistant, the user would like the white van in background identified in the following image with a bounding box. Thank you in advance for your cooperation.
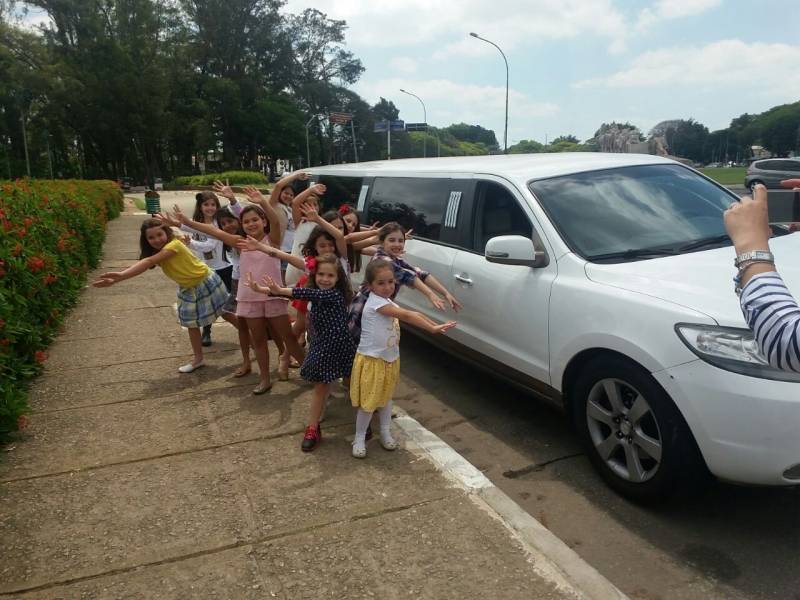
[308,154,800,501]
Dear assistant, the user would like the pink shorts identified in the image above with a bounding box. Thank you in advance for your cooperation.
[236,299,289,319]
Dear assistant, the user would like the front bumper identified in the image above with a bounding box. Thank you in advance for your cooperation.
[653,360,800,485]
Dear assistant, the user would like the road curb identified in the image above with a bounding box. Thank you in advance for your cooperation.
[394,410,629,600]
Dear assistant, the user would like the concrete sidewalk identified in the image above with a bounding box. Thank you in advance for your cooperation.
[0,201,620,599]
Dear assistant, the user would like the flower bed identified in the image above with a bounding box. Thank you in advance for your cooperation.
[0,179,123,441]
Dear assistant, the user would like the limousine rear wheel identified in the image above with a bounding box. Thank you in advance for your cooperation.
[572,355,702,502]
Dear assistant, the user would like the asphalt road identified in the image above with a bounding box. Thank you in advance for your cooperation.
[395,332,800,600]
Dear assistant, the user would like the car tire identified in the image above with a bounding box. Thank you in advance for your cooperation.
[749,180,764,191]
[571,355,706,502]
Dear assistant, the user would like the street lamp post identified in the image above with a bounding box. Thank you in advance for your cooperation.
[469,32,508,154]
[399,88,427,158]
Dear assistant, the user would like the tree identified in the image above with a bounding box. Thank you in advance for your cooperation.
[442,122,498,150]
[551,135,579,145]
[508,139,545,154]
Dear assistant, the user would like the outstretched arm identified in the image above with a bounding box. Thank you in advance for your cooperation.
[377,303,456,334]
[245,272,292,297]
[168,205,241,247]
[242,186,282,247]
[92,248,177,287]
[236,236,305,270]
[301,204,347,258]
[420,274,462,311]
[212,180,241,214]
[269,171,310,208]
[352,234,379,251]
[411,276,446,311]
[292,183,326,226]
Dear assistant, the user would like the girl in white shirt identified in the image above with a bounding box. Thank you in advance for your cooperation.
[350,260,456,458]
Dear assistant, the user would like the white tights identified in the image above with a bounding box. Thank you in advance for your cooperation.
[354,399,394,444]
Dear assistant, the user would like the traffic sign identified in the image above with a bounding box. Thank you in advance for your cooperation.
[374,120,388,133]
[405,122,428,132]
[329,111,353,124]
[390,120,405,131]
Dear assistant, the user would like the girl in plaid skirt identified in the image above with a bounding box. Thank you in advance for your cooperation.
[92,218,228,373]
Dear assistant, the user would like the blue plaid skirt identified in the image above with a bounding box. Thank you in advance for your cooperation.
[176,272,228,328]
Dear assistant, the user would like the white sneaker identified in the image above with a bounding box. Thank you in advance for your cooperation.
[178,361,204,373]
[379,432,398,451]
[352,440,367,459]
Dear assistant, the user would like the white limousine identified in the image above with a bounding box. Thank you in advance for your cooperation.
[306,153,800,501]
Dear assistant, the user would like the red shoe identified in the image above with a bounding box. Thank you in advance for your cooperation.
[301,424,321,452]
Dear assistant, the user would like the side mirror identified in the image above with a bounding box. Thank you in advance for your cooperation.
[485,235,549,268]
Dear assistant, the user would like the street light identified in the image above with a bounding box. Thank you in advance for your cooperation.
[399,88,427,158]
[470,32,508,154]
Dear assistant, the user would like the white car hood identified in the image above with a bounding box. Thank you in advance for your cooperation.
[584,234,800,327]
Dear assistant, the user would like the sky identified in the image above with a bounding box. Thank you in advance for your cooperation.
[18,0,800,147]
[280,0,800,147]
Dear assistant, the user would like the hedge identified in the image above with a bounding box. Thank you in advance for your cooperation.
[173,170,268,186]
[0,179,123,441]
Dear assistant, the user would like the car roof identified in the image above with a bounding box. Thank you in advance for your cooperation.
[307,152,677,183]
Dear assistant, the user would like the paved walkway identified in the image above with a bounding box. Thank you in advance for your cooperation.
[1,201,613,599]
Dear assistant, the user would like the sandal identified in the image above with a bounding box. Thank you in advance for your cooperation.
[252,382,272,395]
[233,366,251,378]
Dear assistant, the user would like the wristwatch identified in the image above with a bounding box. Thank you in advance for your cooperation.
[734,250,773,268]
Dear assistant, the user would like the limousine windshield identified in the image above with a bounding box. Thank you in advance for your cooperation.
[529,164,736,263]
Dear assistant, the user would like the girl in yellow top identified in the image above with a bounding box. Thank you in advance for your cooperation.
[92,218,229,373]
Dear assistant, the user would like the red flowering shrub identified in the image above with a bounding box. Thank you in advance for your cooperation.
[0,179,122,441]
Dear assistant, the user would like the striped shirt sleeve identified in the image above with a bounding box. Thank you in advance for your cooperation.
[739,272,800,372]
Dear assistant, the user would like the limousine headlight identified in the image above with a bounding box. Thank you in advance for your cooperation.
[675,323,800,382]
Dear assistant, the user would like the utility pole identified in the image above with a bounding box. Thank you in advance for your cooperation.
[20,105,30,177]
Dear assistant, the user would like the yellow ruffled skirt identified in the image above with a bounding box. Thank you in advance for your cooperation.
[350,353,400,413]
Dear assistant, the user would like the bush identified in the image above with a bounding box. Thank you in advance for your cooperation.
[0,179,123,441]
[172,170,268,187]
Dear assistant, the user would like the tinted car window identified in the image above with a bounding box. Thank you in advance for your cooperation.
[315,176,365,213]
[471,182,532,253]
[530,165,735,261]
[785,161,800,172]
[367,177,450,240]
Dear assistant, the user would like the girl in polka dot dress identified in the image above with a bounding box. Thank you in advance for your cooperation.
[247,254,355,452]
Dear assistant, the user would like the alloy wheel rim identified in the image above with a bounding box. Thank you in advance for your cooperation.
[585,378,663,483]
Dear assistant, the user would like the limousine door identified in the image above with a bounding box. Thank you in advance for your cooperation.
[448,178,556,386]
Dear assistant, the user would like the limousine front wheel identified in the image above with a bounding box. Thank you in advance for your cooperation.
[572,355,703,501]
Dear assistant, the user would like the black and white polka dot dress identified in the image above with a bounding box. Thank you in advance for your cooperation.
[290,287,356,383]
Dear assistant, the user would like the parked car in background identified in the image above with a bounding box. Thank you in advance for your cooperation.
[154,178,164,191]
[119,177,132,191]
[745,158,800,191]
[309,154,800,502]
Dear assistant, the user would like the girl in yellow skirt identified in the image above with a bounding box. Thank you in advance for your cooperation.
[350,260,456,458]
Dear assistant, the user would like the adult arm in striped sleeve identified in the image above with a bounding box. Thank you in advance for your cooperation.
[725,182,800,371]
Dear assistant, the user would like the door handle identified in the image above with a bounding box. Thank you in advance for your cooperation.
[454,274,473,285]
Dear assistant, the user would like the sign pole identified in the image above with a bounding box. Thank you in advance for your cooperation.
[387,124,391,160]
[350,120,358,162]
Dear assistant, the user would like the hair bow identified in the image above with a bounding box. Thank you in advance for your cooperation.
[305,256,317,274]
[337,204,352,216]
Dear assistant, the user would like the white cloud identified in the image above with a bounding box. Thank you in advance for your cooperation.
[573,40,800,99]
[389,57,418,74]
[637,0,722,31]
[283,0,628,54]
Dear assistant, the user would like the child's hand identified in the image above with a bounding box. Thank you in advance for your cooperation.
[309,183,326,196]
[212,180,235,200]
[244,272,270,294]
[155,211,178,227]
[432,320,457,334]
[261,275,282,295]
[237,235,271,255]
[242,186,267,204]
[92,272,123,287]
[405,229,414,240]
[171,204,189,223]
[291,171,311,182]
[428,293,446,311]
[445,292,463,312]
[300,202,320,222]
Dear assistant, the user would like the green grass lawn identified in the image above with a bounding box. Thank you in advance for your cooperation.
[698,167,746,186]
